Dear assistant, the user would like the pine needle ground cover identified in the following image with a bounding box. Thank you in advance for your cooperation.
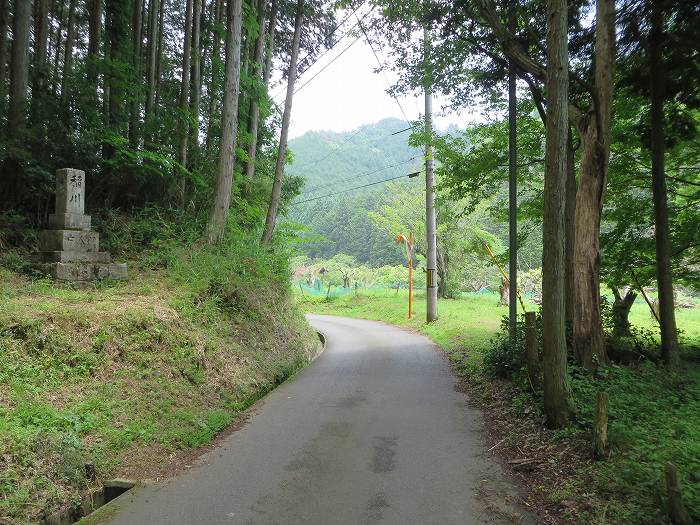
[0,239,318,524]
[300,289,700,524]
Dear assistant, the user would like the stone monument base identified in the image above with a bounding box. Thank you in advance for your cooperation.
[34,168,128,283]
[39,262,128,282]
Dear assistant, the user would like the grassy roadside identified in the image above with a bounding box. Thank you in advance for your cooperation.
[299,289,700,524]
[0,237,318,524]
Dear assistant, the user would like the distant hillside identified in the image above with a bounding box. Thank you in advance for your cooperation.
[288,118,421,190]
[287,118,423,266]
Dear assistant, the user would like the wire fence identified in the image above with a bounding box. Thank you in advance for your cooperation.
[295,280,399,298]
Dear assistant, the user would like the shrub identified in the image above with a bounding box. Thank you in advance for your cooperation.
[483,330,524,378]
[483,311,543,379]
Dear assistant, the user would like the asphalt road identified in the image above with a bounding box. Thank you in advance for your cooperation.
[103,315,530,525]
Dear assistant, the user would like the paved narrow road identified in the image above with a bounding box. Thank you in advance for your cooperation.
[104,315,529,525]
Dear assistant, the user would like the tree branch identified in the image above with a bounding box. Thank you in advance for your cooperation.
[473,0,586,126]
[667,175,700,186]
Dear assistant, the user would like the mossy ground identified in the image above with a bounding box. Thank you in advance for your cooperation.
[300,289,700,524]
[0,243,318,524]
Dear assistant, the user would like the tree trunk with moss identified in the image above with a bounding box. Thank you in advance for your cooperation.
[611,287,637,339]
[649,0,679,367]
[541,0,573,429]
[571,0,615,370]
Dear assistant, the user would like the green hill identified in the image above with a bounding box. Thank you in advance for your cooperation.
[288,118,423,266]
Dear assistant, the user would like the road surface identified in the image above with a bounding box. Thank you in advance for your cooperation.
[103,315,530,525]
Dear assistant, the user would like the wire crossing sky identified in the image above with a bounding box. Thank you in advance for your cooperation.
[270,9,475,139]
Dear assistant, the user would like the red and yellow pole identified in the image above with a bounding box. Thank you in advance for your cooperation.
[408,231,413,319]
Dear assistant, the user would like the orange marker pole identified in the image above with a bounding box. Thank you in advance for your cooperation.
[408,231,413,319]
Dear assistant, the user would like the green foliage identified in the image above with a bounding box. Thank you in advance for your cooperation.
[602,98,700,291]
[0,214,317,523]
[292,254,425,292]
[482,313,542,379]
[569,363,700,523]
[483,331,523,379]
[288,118,421,266]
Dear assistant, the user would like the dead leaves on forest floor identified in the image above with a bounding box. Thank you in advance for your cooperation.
[459,377,609,525]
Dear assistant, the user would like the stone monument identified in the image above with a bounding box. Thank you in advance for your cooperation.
[36,168,127,282]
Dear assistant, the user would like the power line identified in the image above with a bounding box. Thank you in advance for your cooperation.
[294,123,420,171]
[291,171,422,206]
[299,156,420,194]
[355,13,410,124]
[295,1,369,74]
[293,36,361,95]
[272,4,376,100]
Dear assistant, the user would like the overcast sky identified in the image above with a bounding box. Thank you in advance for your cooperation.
[271,35,480,139]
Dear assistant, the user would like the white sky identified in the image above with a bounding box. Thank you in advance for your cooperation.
[271,36,478,139]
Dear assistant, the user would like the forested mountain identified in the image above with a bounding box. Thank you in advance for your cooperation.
[288,118,423,266]
[288,118,419,187]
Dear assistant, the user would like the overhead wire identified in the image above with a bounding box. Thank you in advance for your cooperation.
[294,1,369,74]
[292,36,362,95]
[299,156,420,195]
[289,9,419,173]
[291,171,422,206]
[294,123,420,171]
[270,3,420,205]
[270,4,418,172]
[355,12,410,124]
[271,3,375,100]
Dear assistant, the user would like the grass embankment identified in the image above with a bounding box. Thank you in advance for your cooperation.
[0,236,318,524]
[300,289,700,524]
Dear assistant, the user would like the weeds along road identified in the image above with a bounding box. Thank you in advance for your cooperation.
[102,315,530,525]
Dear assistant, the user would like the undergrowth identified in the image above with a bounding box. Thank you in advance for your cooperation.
[0,211,318,524]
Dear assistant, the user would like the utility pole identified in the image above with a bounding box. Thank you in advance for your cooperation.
[424,24,438,322]
[508,0,518,342]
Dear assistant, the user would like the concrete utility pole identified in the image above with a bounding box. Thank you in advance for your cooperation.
[508,1,518,342]
[424,25,438,322]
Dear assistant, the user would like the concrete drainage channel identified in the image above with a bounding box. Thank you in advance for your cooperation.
[41,479,137,525]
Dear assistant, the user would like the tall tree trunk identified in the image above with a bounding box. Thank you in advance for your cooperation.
[105,0,131,136]
[102,31,110,127]
[507,0,517,341]
[0,0,10,114]
[33,0,50,94]
[144,0,159,131]
[190,0,203,157]
[60,0,76,98]
[128,0,143,146]
[261,0,276,93]
[8,0,31,136]
[87,0,103,88]
[572,0,615,370]
[52,0,64,95]
[154,0,165,111]
[243,0,268,178]
[205,0,244,244]
[205,0,224,149]
[649,0,679,367]
[176,0,193,204]
[239,0,256,113]
[564,128,577,346]
[542,0,572,429]
[261,0,304,245]
[198,0,208,101]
